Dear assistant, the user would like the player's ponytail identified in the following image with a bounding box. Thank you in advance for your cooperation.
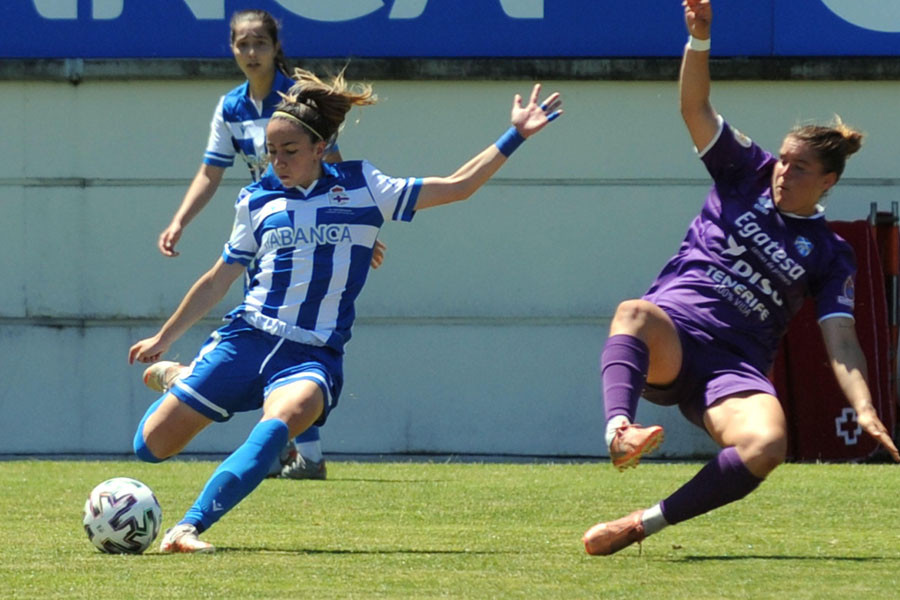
[273,68,377,143]
[273,47,291,78]
[789,116,864,181]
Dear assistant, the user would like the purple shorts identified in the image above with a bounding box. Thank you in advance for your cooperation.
[642,312,776,429]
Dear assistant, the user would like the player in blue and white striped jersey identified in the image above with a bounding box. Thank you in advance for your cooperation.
[128,69,563,553]
[150,10,366,479]
[157,9,336,259]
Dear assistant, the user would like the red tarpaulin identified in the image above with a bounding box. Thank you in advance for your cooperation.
[771,216,897,461]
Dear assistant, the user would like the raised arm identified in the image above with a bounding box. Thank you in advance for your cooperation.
[680,0,719,151]
[820,317,900,462]
[414,84,562,211]
[129,258,245,365]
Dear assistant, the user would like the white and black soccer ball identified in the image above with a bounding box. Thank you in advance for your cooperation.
[82,477,162,554]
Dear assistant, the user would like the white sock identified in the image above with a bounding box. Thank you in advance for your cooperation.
[605,415,631,449]
[640,503,669,536]
[296,440,323,463]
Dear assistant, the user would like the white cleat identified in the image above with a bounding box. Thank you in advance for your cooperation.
[158,524,215,554]
[142,361,184,393]
[279,454,327,480]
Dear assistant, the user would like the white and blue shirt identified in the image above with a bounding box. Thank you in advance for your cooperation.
[223,161,421,352]
[203,70,294,181]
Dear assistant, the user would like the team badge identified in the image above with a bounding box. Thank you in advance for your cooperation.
[731,126,753,148]
[328,185,350,205]
[793,236,813,257]
[838,275,855,307]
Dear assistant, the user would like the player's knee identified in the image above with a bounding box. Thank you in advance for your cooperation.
[610,299,658,335]
[133,396,168,463]
[741,429,787,476]
[133,428,166,463]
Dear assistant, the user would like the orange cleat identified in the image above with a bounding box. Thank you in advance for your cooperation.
[609,424,664,471]
[583,510,646,556]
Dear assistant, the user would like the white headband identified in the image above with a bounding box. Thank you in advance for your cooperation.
[272,110,325,142]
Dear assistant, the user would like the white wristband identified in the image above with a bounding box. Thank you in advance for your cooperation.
[687,35,711,52]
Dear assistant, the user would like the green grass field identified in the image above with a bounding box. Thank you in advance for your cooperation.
[1,459,899,599]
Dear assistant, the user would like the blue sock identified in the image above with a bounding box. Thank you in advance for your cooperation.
[133,396,166,463]
[295,425,320,444]
[182,419,289,533]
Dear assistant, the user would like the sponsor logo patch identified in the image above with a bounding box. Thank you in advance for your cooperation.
[754,196,773,215]
[838,275,855,307]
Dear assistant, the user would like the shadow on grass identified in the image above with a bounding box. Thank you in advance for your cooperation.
[193,547,511,555]
[677,554,900,562]
[273,478,450,484]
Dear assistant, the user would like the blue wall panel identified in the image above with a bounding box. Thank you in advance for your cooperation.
[4,1,898,58]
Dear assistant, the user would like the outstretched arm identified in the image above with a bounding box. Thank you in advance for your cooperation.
[128,258,245,365]
[820,317,900,462]
[414,84,562,211]
[680,0,719,151]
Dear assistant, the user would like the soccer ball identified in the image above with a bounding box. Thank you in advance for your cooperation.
[82,477,162,554]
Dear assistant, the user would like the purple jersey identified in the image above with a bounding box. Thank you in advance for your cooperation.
[643,117,856,372]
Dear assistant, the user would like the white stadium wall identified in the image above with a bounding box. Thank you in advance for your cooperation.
[1,78,899,458]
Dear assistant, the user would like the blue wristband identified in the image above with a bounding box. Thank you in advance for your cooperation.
[495,126,526,157]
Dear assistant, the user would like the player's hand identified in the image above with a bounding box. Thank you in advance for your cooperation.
[683,0,712,39]
[858,407,900,462]
[129,335,169,365]
[371,238,387,269]
[158,222,183,257]
[510,84,563,139]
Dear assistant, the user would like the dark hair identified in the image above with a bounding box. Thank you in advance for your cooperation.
[229,9,290,77]
[788,116,864,181]
[273,67,378,143]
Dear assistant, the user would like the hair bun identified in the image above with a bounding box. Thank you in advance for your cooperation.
[835,122,864,156]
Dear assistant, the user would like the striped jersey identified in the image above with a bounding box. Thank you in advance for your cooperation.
[222,161,421,352]
[202,70,294,181]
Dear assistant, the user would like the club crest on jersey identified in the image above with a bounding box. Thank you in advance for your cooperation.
[328,186,350,205]
[794,236,813,257]
[754,196,773,215]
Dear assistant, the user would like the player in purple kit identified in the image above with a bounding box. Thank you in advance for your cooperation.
[582,0,900,556]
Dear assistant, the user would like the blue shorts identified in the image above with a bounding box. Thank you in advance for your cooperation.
[642,312,776,429]
[169,318,343,426]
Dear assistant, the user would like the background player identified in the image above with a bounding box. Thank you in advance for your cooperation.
[157,9,327,257]
[129,70,563,553]
[582,0,899,556]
